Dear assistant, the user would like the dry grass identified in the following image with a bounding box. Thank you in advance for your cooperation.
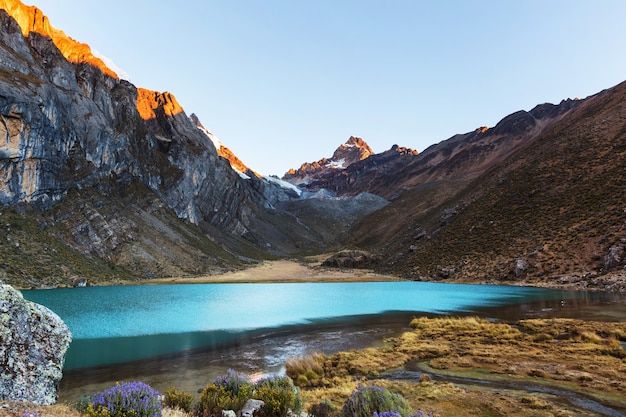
[6,317,626,417]
[294,316,626,416]
[0,401,81,417]
[0,403,190,417]
[286,350,326,386]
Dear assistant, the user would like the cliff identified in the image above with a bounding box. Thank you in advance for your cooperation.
[0,1,322,286]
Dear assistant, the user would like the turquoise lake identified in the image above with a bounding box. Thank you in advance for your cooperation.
[21,281,612,371]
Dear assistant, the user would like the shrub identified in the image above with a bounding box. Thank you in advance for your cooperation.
[199,369,253,416]
[75,396,92,414]
[533,333,553,342]
[308,401,337,417]
[86,381,162,417]
[286,351,325,387]
[164,387,194,413]
[341,385,413,417]
[254,375,302,417]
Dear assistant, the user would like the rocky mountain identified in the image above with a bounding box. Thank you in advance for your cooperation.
[347,82,626,290]
[190,113,260,179]
[0,0,391,288]
[1,0,625,291]
[283,136,376,186]
[285,101,578,200]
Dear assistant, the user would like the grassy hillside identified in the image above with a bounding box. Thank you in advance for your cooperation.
[351,81,626,287]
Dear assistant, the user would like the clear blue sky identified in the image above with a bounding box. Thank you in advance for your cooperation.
[29,0,626,176]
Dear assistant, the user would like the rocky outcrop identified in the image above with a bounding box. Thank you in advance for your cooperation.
[604,244,624,270]
[321,250,381,269]
[0,283,72,405]
[283,136,375,185]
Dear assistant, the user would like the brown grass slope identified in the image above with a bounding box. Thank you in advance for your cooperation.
[352,80,626,287]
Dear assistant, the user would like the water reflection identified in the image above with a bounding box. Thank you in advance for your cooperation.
[59,290,626,402]
[59,312,416,401]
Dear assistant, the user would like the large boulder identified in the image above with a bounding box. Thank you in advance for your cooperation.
[0,283,72,405]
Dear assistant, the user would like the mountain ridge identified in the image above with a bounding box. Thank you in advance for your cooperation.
[1,0,625,291]
[0,0,117,78]
[348,82,626,290]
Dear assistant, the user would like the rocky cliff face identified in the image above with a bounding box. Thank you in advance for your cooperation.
[190,113,260,178]
[0,0,321,286]
[0,0,312,234]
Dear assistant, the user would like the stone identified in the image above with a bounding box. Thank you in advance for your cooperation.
[241,399,264,417]
[222,410,236,417]
[604,244,624,270]
[0,284,72,405]
[514,258,527,277]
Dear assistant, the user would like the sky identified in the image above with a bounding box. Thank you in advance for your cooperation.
[27,0,626,176]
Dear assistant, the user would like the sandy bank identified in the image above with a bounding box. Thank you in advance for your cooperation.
[135,260,403,285]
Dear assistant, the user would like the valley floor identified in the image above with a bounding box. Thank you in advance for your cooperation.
[131,259,403,285]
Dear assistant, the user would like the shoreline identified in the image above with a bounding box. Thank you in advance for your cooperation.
[132,260,404,285]
[102,259,626,293]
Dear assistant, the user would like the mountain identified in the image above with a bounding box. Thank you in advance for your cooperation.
[1,0,625,291]
[286,101,578,200]
[0,0,352,287]
[347,83,626,290]
[283,136,376,186]
[0,0,393,288]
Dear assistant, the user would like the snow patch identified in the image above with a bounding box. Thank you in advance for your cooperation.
[326,158,346,169]
[238,171,251,180]
[264,175,303,196]
[193,123,223,152]
[92,49,132,81]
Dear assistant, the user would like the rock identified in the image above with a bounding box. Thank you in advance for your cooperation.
[241,399,264,417]
[514,258,527,277]
[222,410,236,417]
[321,250,380,269]
[0,284,72,405]
[604,244,624,270]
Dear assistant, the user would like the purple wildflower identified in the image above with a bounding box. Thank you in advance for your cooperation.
[90,381,162,417]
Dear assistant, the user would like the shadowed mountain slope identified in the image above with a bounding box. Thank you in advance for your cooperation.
[349,81,626,289]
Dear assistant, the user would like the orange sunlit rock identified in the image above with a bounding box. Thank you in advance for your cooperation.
[0,0,118,78]
[218,144,260,177]
[136,88,184,121]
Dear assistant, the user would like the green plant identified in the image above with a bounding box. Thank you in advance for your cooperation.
[199,369,253,417]
[308,401,337,417]
[254,375,302,417]
[164,387,193,413]
[341,385,413,417]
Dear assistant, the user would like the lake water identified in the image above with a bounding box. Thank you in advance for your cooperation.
[21,281,626,400]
